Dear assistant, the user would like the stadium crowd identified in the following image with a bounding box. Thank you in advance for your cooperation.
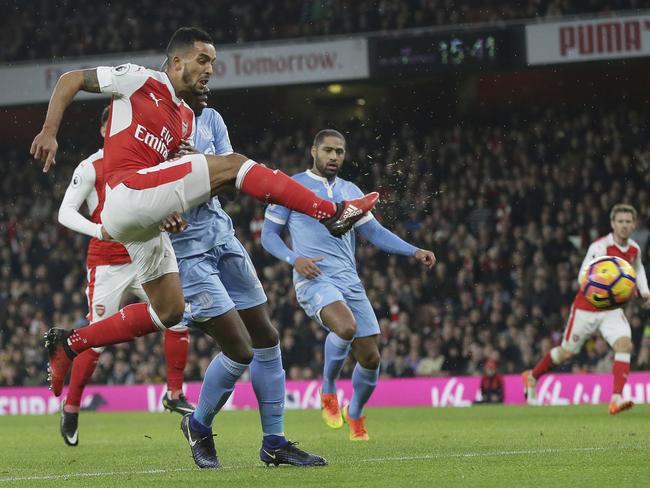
[2,0,649,62]
[2,103,650,388]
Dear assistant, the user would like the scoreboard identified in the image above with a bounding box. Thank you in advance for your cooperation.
[370,28,525,77]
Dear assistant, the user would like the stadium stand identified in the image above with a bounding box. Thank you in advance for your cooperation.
[2,0,650,62]
[2,104,649,386]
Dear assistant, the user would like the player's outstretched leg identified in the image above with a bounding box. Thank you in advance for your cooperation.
[59,348,102,445]
[205,154,379,237]
[162,327,195,415]
[45,303,163,396]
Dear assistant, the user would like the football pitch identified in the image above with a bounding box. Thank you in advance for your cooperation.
[0,405,648,487]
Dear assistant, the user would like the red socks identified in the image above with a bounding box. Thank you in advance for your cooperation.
[64,349,101,412]
[67,303,159,354]
[164,329,190,396]
[612,355,631,395]
[532,352,556,379]
[239,162,337,219]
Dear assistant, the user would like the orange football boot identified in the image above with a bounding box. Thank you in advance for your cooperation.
[608,399,634,416]
[343,404,369,441]
[320,388,343,429]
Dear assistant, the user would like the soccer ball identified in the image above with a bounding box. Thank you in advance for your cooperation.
[579,256,637,309]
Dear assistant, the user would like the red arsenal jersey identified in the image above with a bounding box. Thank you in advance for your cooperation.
[96,64,195,188]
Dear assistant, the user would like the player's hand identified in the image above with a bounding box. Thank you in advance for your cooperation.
[641,295,650,309]
[100,226,116,242]
[170,140,199,158]
[159,212,188,234]
[414,249,436,269]
[30,128,59,172]
[294,256,323,279]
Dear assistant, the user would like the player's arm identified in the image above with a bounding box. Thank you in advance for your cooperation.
[632,250,650,307]
[577,241,603,285]
[58,160,104,240]
[356,217,436,269]
[261,206,323,279]
[261,210,299,265]
[31,69,101,172]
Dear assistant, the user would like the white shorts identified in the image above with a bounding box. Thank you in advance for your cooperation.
[100,154,210,284]
[124,232,179,284]
[86,262,146,323]
[101,154,211,243]
[85,260,186,351]
[561,306,631,354]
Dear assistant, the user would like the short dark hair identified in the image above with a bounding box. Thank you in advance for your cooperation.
[100,105,110,127]
[313,129,346,148]
[166,27,213,59]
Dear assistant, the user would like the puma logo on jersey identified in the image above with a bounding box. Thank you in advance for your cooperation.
[149,92,162,107]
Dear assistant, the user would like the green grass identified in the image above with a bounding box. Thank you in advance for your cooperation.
[0,405,648,487]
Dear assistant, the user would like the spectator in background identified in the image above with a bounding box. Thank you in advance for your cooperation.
[477,358,504,404]
[2,105,650,386]
[2,0,640,63]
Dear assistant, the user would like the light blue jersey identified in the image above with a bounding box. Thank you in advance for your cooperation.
[170,108,235,258]
[172,108,266,321]
[264,170,379,337]
[264,170,372,289]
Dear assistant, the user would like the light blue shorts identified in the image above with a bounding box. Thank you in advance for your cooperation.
[295,277,380,338]
[178,236,267,324]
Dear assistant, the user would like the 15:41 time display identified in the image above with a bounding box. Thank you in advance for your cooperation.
[370,29,518,76]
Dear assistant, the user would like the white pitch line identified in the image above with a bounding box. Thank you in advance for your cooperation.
[359,446,615,463]
[0,445,647,482]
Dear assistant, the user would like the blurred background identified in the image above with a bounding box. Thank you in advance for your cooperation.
[2,0,650,388]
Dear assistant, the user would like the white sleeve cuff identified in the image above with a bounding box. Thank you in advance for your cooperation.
[353,212,374,228]
[96,66,113,92]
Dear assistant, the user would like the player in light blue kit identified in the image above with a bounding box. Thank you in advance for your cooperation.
[262,129,436,441]
[169,91,325,468]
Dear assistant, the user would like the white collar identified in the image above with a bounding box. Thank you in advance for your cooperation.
[609,233,630,250]
[306,169,336,185]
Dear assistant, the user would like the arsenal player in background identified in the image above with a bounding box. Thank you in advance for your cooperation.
[522,204,650,415]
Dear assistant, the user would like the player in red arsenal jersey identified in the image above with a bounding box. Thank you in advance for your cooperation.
[30,27,379,399]
[522,204,650,415]
[56,108,194,446]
